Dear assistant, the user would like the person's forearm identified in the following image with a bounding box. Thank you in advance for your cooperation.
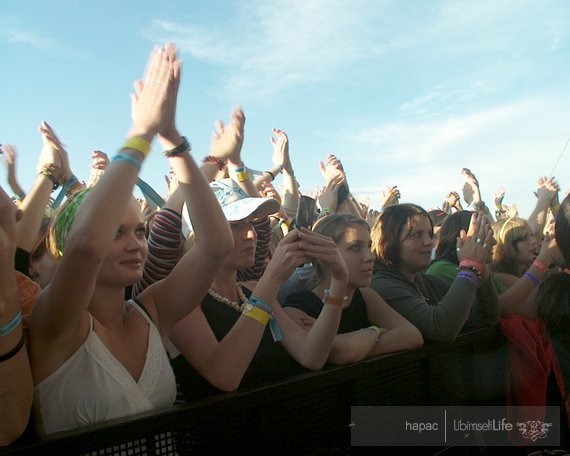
[328,330,377,365]
[367,324,423,356]
[497,264,547,317]
[166,139,232,261]
[16,176,53,252]
[7,164,24,198]
[227,160,258,197]
[466,277,500,328]
[253,164,283,189]
[276,277,346,369]
[528,197,551,239]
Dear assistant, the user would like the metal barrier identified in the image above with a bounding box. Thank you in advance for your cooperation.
[4,327,506,455]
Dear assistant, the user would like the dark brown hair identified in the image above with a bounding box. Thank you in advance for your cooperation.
[370,203,432,270]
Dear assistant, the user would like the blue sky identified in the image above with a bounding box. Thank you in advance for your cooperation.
[1,0,569,217]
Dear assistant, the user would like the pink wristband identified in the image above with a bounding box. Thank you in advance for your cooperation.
[532,259,548,273]
[459,260,483,274]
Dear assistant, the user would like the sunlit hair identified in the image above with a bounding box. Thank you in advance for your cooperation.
[491,216,532,276]
[434,211,473,265]
[537,194,570,338]
[46,189,91,259]
[370,203,432,270]
[311,214,370,283]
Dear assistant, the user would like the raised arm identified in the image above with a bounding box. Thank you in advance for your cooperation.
[30,45,177,365]
[16,123,70,252]
[528,176,559,240]
[139,44,233,336]
[1,145,25,201]
[0,186,33,446]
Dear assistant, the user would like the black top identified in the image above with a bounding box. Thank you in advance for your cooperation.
[283,288,370,333]
[172,287,306,403]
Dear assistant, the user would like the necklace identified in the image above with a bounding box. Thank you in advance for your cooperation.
[207,283,248,312]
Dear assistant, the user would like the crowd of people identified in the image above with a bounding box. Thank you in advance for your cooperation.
[0,43,568,449]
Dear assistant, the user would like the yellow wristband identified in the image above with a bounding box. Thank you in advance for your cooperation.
[242,304,271,326]
[122,137,151,158]
[236,170,250,182]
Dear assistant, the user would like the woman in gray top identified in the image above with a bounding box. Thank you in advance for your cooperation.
[370,203,500,342]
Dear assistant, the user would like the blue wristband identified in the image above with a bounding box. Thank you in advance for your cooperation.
[523,271,540,286]
[457,270,479,287]
[249,296,283,342]
[0,309,22,337]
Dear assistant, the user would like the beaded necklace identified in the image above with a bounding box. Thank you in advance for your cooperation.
[207,283,249,312]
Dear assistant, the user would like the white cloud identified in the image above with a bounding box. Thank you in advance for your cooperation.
[0,23,56,51]
[342,93,570,215]
[146,0,388,101]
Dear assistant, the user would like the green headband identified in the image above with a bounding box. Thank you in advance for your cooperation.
[53,188,91,257]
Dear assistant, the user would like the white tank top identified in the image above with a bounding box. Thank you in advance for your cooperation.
[34,300,177,435]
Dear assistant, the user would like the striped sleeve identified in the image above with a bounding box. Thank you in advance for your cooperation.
[132,208,183,298]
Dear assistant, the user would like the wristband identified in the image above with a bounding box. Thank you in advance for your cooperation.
[523,271,540,286]
[457,265,482,280]
[363,325,382,343]
[242,303,271,326]
[264,170,275,181]
[551,204,560,216]
[16,191,26,201]
[458,260,483,274]
[457,270,479,287]
[121,137,151,158]
[0,333,25,363]
[249,296,282,342]
[234,167,251,182]
[320,208,332,217]
[0,309,22,337]
[322,289,349,308]
[112,154,142,172]
[164,136,191,158]
[532,259,549,274]
[38,163,63,191]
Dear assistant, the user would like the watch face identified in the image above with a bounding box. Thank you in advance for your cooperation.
[243,303,253,312]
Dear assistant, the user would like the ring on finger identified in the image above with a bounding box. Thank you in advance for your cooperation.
[146,79,161,84]
[482,243,488,249]
[476,238,482,244]
[456,247,461,252]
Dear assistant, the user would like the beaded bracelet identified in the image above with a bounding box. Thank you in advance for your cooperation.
[457,265,482,280]
[532,259,549,274]
[121,137,151,158]
[38,163,64,191]
[164,136,191,158]
[523,271,540,286]
[0,309,22,337]
[112,154,142,172]
[0,333,25,363]
[457,270,479,287]
[459,260,483,274]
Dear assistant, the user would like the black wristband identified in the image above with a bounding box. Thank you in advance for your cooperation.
[265,170,275,181]
[0,333,25,363]
[164,136,191,157]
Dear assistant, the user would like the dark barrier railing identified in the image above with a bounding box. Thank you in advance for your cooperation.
[4,326,507,455]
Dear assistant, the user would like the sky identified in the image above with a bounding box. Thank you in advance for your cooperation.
[1,0,569,217]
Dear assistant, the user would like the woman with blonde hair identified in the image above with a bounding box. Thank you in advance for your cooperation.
[29,44,233,434]
[283,213,423,364]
